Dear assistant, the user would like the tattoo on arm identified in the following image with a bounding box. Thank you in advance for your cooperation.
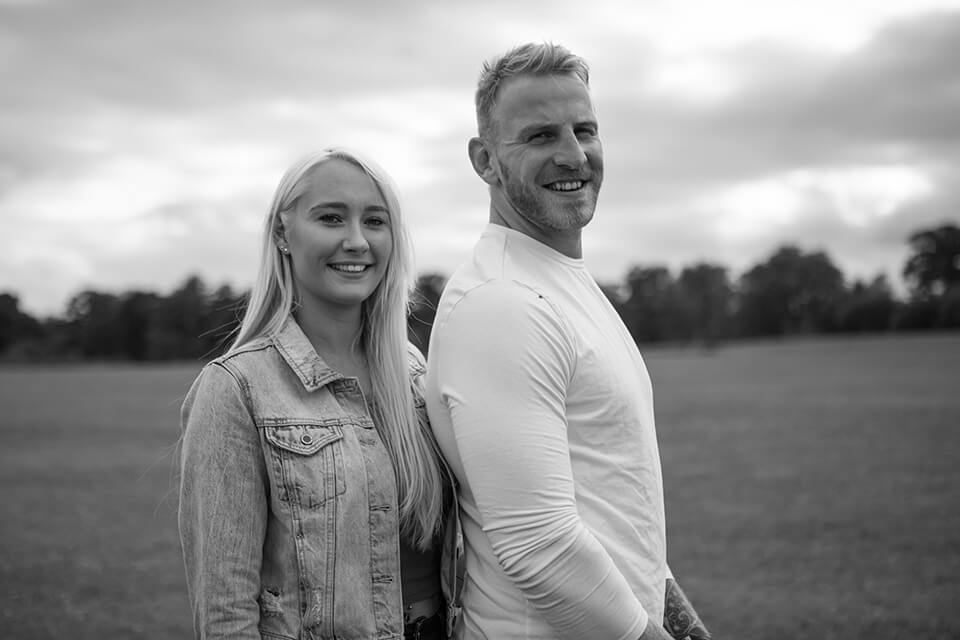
[663,578,711,640]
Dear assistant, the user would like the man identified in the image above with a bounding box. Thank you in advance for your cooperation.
[424,42,712,640]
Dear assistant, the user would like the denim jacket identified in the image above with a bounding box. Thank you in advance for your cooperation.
[178,317,462,640]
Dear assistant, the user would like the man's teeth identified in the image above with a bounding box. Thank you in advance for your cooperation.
[331,264,367,272]
[549,181,583,191]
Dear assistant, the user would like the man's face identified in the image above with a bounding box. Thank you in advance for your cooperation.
[487,74,603,234]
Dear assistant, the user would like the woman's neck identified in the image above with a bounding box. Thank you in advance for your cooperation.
[294,301,369,390]
[295,303,361,355]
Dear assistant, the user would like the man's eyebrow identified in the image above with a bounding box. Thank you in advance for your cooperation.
[516,119,598,137]
[517,122,556,136]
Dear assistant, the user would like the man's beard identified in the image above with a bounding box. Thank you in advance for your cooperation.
[500,162,598,232]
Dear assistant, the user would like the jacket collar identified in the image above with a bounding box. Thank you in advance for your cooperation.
[272,316,342,392]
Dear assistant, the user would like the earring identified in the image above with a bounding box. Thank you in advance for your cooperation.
[278,243,289,254]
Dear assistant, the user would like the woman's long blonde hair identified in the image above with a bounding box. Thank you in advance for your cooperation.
[231,147,446,548]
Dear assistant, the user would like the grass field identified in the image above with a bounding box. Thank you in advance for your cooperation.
[1,333,958,638]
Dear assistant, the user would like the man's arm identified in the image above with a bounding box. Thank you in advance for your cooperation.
[663,578,712,640]
[639,618,675,640]
[431,281,650,640]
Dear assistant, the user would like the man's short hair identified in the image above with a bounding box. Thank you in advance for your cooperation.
[475,42,590,139]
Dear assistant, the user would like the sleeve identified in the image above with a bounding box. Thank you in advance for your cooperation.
[407,342,428,400]
[178,363,269,640]
[433,281,649,640]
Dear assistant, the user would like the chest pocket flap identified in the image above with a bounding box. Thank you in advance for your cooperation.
[263,422,347,507]
[264,422,343,454]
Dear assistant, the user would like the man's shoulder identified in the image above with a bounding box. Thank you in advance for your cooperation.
[440,275,551,319]
[441,243,550,305]
[431,276,573,361]
[433,229,569,333]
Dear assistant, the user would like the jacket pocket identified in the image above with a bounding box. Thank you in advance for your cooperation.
[263,422,347,508]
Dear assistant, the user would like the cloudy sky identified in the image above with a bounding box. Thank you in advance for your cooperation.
[2,0,960,315]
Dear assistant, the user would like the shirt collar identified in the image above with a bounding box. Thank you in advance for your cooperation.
[272,316,342,391]
[483,223,587,269]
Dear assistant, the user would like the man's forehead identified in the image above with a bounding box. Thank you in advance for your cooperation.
[493,74,596,131]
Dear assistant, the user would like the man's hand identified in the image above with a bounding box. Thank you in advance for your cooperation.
[662,578,712,640]
[637,617,674,640]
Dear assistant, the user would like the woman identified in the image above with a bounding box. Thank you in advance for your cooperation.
[178,148,461,640]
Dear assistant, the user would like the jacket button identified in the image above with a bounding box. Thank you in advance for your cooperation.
[301,434,313,446]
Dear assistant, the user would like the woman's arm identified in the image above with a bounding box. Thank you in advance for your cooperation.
[178,363,269,640]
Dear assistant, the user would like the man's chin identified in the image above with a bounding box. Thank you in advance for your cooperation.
[556,205,595,230]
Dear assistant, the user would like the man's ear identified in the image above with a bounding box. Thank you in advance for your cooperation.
[468,137,500,186]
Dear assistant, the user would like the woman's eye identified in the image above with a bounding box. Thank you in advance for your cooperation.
[317,214,343,224]
[366,217,387,227]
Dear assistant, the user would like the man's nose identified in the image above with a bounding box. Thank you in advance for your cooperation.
[553,130,587,169]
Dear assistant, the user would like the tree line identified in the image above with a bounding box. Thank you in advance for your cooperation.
[2,224,958,361]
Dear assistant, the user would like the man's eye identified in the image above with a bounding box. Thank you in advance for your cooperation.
[529,132,552,142]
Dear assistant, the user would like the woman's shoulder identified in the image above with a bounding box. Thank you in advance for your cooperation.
[212,334,276,365]
[195,335,280,387]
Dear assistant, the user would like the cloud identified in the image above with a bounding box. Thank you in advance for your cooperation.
[2,0,960,314]
[588,8,960,281]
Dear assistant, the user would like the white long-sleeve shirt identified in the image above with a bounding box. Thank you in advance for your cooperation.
[425,224,668,640]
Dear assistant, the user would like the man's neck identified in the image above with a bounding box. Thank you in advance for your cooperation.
[488,204,583,259]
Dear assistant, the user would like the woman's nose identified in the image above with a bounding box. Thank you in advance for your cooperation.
[342,220,370,252]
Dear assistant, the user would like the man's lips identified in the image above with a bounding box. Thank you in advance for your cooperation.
[545,179,588,192]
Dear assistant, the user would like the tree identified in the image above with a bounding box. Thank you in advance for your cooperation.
[408,273,446,355]
[64,290,123,358]
[903,224,960,297]
[937,285,960,328]
[117,291,161,360]
[836,275,897,333]
[621,266,688,343]
[892,297,939,331]
[737,246,845,336]
[150,275,210,359]
[677,263,733,346]
[200,284,246,359]
[0,293,41,354]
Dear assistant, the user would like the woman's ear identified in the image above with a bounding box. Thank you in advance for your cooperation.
[468,137,500,187]
[274,215,290,253]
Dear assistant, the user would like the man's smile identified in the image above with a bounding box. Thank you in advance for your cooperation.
[546,180,585,192]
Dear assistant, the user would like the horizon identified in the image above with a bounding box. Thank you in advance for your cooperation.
[1,227,936,321]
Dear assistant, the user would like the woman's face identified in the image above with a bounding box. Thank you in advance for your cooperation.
[281,159,393,315]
